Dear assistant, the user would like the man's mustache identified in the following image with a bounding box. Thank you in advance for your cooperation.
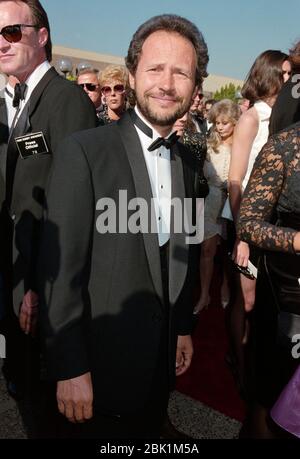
[145,90,182,103]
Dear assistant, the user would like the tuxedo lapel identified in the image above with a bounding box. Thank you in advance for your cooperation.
[0,96,8,128]
[0,97,8,182]
[5,67,58,208]
[169,143,188,305]
[9,104,30,141]
[10,66,57,140]
[117,111,164,305]
[0,98,8,203]
[5,101,31,208]
[26,67,58,121]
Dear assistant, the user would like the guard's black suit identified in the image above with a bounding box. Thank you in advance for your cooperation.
[0,67,97,406]
[0,67,97,313]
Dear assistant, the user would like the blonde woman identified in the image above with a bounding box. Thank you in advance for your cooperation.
[194,100,241,313]
[98,65,129,123]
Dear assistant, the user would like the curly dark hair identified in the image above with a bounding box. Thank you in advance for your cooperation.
[125,14,209,87]
[242,50,288,104]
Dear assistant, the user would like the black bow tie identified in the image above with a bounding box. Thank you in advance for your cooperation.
[148,131,179,152]
[129,109,179,152]
[13,83,27,108]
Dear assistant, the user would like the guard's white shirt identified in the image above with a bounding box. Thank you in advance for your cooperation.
[4,81,14,127]
[6,60,51,129]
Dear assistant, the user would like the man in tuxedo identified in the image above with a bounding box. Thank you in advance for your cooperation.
[0,0,97,407]
[39,14,208,438]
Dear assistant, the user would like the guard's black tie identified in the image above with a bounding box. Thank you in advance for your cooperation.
[148,131,179,152]
[12,83,27,108]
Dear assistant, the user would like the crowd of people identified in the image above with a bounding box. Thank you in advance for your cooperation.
[0,0,300,440]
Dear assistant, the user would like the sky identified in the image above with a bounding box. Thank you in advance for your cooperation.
[42,0,299,80]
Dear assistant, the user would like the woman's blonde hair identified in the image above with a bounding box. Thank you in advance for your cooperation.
[98,65,129,88]
[207,99,241,153]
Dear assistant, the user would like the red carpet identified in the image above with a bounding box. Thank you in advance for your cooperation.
[176,268,246,422]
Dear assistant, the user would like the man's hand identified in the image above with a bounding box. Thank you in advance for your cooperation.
[176,335,193,376]
[57,372,93,423]
[19,289,38,336]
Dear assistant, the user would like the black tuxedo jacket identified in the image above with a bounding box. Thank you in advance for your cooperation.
[0,67,97,314]
[38,110,199,415]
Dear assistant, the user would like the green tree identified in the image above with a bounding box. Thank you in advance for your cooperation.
[66,74,76,82]
[213,83,241,101]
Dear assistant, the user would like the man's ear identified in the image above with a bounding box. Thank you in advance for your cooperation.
[129,72,135,91]
[38,27,48,50]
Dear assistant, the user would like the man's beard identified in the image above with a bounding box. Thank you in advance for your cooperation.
[136,93,191,127]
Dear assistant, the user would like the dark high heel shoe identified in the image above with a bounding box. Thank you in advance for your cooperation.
[221,298,230,309]
[225,352,248,400]
[160,415,192,439]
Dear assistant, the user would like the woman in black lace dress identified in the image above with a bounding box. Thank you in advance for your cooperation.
[238,122,300,437]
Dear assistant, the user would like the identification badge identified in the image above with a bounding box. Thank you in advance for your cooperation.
[15,132,49,159]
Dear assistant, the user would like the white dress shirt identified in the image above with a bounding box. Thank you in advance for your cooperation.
[5,60,51,130]
[134,107,171,246]
[4,81,14,128]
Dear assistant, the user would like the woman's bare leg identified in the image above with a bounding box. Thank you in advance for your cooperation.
[194,235,219,313]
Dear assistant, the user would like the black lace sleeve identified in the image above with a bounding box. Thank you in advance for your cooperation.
[237,134,298,253]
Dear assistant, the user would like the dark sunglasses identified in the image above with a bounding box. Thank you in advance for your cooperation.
[282,70,292,76]
[101,84,125,96]
[0,24,37,43]
[79,83,99,92]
